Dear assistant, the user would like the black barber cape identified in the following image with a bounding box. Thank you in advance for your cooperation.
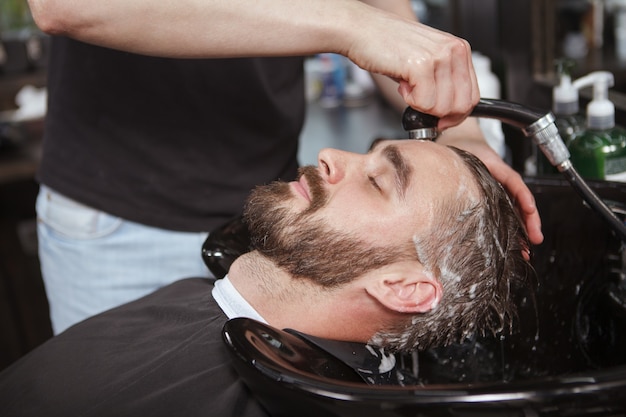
[0,278,268,417]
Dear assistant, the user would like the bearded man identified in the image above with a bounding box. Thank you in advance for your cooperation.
[0,139,532,417]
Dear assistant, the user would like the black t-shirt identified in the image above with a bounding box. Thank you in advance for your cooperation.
[38,37,305,232]
[0,278,268,417]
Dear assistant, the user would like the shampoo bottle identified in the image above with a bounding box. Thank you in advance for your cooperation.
[472,52,506,159]
[553,60,586,142]
[538,60,585,175]
[568,71,626,182]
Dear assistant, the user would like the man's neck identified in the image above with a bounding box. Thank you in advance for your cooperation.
[227,251,386,343]
[227,251,315,326]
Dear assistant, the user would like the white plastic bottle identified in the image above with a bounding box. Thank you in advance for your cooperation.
[472,52,506,158]
[538,59,586,175]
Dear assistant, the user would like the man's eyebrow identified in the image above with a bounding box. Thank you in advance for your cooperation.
[380,144,412,200]
[385,145,412,200]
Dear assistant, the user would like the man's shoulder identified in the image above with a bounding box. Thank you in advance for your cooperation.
[94,277,222,327]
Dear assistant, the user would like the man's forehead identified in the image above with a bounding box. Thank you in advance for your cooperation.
[370,139,477,199]
[367,139,450,163]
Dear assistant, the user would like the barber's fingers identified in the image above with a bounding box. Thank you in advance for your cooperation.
[525,207,544,247]
[344,10,480,123]
[512,184,544,246]
[438,42,480,130]
[488,160,544,246]
[394,35,479,129]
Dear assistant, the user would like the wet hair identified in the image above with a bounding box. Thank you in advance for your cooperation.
[372,146,534,352]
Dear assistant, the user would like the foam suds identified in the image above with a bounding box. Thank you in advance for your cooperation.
[469,283,478,299]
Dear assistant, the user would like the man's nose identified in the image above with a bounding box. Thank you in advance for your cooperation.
[317,148,350,185]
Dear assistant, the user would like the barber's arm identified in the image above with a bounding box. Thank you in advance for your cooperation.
[28,0,477,127]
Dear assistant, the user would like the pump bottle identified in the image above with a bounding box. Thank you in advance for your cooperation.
[538,60,585,175]
[553,60,586,142]
[567,71,626,182]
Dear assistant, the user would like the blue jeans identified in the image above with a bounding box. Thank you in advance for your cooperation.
[36,186,211,334]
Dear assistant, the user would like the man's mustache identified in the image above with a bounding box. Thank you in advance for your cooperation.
[297,166,328,213]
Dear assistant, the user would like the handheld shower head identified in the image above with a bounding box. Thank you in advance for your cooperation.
[401,107,439,140]
[402,99,626,243]
[402,99,571,170]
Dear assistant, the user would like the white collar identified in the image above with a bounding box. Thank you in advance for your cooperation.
[212,275,267,323]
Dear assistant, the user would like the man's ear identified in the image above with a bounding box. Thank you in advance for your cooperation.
[365,261,442,314]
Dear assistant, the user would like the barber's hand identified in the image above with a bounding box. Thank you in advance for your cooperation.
[344,13,479,130]
[447,138,544,246]
[436,118,544,246]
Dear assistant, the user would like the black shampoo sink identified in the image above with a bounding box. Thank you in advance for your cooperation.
[219,177,626,416]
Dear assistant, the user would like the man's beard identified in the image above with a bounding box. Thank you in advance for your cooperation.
[243,166,410,287]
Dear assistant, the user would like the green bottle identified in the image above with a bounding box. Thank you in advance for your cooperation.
[568,71,626,182]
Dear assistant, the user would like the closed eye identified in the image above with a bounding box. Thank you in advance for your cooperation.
[369,176,382,192]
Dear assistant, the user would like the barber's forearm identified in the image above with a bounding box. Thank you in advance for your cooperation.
[28,0,479,125]
[363,0,415,112]
[360,0,414,18]
[29,0,372,58]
